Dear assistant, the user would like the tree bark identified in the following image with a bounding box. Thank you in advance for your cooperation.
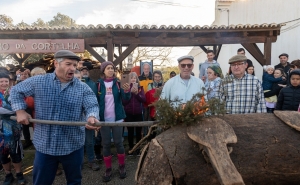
[137,113,300,185]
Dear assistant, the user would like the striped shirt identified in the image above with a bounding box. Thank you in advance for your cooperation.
[10,72,99,155]
[217,73,267,114]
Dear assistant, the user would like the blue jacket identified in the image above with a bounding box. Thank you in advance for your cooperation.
[97,78,131,121]
[262,72,282,90]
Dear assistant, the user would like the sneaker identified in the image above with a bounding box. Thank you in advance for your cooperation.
[118,164,127,179]
[102,168,112,182]
[16,172,26,185]
[88,162,100,171]
[3,173,14,185]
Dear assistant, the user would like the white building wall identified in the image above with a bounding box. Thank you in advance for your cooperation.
[189,0,300,81]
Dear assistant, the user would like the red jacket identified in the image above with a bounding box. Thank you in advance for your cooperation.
[145,88,158,118]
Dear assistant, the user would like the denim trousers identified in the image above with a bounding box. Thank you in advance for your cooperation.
[85,129,95,162]
[33,147,84,185]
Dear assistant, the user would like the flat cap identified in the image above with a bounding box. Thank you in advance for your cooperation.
[54,50,80,61]
[228,54,247,64]
[177,55,194,63]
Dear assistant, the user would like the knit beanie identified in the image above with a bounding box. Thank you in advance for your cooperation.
[208,65,224,79]
[100,61,115,74]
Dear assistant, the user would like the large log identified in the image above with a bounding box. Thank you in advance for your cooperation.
[136,113,300,185]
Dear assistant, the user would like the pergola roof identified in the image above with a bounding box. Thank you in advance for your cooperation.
[0,23,283,31]
[0,23,284,66]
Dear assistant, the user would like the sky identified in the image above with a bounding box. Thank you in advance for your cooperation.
[0,0,216,65]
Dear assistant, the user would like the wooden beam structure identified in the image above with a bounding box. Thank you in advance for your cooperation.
[215,45,222,60]
[241,43,265,66]
[264,37,272,65]
[85,44,106,63]
[11,54,31,66]
[113,44,138,66]
[106,38,114,62]
[0,23,283,67]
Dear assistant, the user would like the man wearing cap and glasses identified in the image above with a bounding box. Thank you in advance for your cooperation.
[10,50,100,185]
[161,55,205,107]
[217,54,266,114]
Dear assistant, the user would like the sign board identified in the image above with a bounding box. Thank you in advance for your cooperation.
[0,39,85,54]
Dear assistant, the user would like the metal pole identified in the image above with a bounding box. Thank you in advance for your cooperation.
[10,116,157,127]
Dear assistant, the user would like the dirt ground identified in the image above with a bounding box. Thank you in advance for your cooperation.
[0,140,140,185]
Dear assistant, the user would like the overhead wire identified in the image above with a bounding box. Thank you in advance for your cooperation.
[131,0,201,8]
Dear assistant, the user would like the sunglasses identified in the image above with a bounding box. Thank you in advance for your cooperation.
[180,64,193,68]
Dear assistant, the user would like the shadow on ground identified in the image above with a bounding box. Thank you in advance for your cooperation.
[0,140,140,185]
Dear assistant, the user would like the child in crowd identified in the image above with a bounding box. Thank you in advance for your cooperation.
[262,65,283,91]
[262,65,283,113]
[264,68,287,113]
[275,69,300,111]
[122,72,145,156]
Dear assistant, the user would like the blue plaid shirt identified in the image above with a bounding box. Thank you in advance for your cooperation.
[217,73,267,114]
[10,73,99,155]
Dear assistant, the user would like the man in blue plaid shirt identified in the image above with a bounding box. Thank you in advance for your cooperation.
[10,50,100,185]
[218,54,267,114]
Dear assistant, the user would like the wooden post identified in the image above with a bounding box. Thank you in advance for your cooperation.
[107,38,114,62]
[118,45,123,70]
[215,44,222,61]
[113,44,138,66]
[264,37,272,65]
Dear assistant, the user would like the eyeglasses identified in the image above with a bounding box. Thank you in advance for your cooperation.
[180,64,193,68]
[230,63,245,67]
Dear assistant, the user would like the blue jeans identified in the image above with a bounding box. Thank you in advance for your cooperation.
[85,129,95,162]
[33,147,84,185]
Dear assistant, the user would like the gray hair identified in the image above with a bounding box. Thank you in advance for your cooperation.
[55,58,64,63]
[31,67,46,76]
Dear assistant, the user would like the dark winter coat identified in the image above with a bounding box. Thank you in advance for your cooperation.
[275,70,300,111]
[264,80,286,98]
[275,62,291,76]
[262,72,282,90]
[122,84,146,115]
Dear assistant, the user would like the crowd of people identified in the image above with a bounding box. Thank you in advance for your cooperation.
[0,48,299,185]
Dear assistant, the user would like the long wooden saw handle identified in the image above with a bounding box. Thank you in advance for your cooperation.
[10,116,156,127]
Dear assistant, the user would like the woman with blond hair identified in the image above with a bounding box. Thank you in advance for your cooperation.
[122,72,146,155]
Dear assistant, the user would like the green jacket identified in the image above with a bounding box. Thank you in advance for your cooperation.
[97,78,131,121]
[83,77,98,97]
